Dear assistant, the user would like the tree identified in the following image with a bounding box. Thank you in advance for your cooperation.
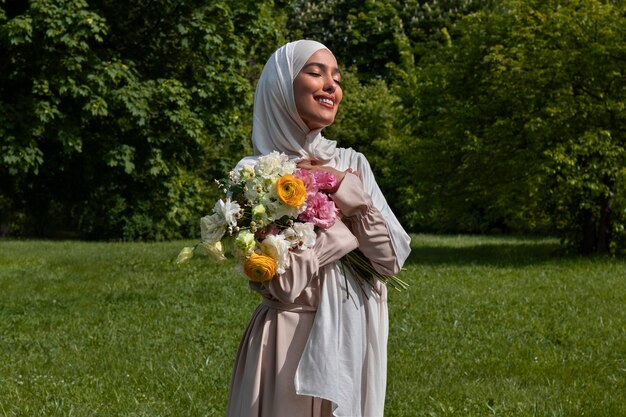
[392,0,626,253]
[287,0,494,81]
[0,0,285,239]
[287,0,505,232]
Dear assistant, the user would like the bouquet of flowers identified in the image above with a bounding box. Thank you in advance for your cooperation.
[176,151,407,292]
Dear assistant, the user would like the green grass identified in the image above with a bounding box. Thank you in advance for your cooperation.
[0,235,624,416]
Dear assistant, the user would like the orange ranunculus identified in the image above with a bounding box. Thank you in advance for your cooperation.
[244,253,277,282]
[276,174,307,208]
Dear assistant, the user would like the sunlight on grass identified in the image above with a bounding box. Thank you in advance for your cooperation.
[1,236,625,416]
[387,235,626,417]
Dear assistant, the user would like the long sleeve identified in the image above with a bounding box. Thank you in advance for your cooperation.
[331,173,400,276]
[256,218,358,303]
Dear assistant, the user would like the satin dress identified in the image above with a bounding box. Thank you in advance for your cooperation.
[226,150,407,417]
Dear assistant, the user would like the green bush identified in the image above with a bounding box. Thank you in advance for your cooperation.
[0,0,284,240]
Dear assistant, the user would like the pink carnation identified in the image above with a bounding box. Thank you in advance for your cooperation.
[293,168,317,194]
[298,192,338,229]
[312,170,337,191]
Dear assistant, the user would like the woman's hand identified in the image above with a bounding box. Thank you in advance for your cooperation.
[297,160,356,193]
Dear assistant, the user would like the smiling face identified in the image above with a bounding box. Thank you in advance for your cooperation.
[293,49,343,131]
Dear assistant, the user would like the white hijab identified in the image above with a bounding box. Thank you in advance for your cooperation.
[251,40,338,162]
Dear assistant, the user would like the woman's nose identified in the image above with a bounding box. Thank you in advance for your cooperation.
[323,77,336,92]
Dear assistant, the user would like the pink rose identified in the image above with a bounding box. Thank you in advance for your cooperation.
[298,192,338,229]
[312,170,337,191]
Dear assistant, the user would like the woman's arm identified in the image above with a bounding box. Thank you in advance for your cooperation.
[260,218,359,303]
[331,173,400,276]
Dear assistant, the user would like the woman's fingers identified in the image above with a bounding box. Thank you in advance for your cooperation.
[296,161,353,189]
[296,160,317,170]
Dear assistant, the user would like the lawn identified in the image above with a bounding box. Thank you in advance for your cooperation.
[0,235,624,416]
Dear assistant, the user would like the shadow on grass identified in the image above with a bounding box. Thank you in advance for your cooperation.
[404,236,565,268]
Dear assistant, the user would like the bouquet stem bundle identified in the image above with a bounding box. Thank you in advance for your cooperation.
[341,250,409,296]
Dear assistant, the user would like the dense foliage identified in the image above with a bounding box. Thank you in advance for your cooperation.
[2,0,625,253]
[0,0,284,239]
[390,0,626,254]
[287,0,494,80]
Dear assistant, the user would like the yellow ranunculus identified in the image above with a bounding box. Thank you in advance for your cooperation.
[276,174,307,208]
[243,253,277,282]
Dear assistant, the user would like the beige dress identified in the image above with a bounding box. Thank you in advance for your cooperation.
[226,171,401,417]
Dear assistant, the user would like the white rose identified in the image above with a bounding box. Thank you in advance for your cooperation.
[255,151,280,178]
[283,222,316,249]
[260,234,291,274]
[277,159,296,176]
[200,213,226,243]
[255,151,294,179]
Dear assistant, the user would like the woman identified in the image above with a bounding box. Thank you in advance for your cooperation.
[226,40,411,417]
